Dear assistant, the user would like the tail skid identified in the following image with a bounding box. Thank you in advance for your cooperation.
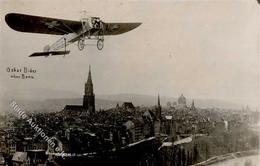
[29,51,70,57]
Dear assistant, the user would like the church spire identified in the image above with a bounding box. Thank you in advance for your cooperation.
[191,99,196,110]
[158,94,161,107]
[83,66,95,113]
[156,93,162,121]
[85,66,93,95]
[87,65,92,85]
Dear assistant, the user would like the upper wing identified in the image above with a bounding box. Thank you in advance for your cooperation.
[5,13,141,36]
[5,13,81,35]
[103,22,141,35]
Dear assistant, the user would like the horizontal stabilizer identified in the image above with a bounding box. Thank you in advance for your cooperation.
[29,51,70,57]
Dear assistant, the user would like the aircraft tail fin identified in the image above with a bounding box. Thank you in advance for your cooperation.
[29,50,70,57]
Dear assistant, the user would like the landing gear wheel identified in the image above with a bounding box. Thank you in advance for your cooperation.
[78,39,85,51]
[97,39,104,50]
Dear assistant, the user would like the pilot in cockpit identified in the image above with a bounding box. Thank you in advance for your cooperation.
[92,18,102,29]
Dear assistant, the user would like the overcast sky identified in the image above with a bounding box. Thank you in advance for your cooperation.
[0,0,259,109]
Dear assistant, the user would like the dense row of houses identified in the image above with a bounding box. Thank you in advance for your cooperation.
[0,100,258,165]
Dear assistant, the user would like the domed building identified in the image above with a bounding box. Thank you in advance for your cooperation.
[177,94,187,108]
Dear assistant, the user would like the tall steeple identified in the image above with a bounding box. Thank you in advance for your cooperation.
[83,66,95,113]
[158,94,161,108]
[85,66,93,95]
[156,93,162,120]
[87,66,92,85]
[191,100,196,111]
[154,94,162,137]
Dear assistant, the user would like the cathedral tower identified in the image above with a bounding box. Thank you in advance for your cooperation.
[83,66,95,113]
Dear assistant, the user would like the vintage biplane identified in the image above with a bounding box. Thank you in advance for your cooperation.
[5,13,141,57]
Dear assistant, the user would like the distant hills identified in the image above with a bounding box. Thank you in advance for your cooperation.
[97,93,242,109]
[0,93,243,114]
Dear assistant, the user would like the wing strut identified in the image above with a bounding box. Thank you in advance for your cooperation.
[62,22,77,33]
[53,26,70,34]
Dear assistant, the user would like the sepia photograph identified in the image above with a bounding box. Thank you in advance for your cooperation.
[0,0,259,165]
